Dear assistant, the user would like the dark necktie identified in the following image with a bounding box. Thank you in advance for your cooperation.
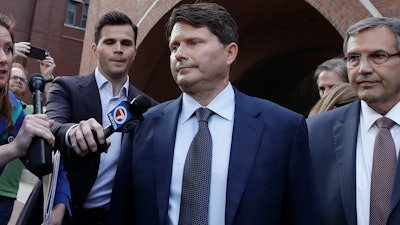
[179,108,213,225]
[370,117,397,225]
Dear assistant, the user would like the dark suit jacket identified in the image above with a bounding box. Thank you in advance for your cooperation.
[109,88,320,225]
[307,100,400,225]
[45,72,158,213]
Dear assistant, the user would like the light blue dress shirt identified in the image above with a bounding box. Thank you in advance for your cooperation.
[82,68,130,208]
[168,83,235,225]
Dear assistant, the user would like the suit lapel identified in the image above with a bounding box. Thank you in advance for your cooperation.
[225,91,263,225]
[78,73,102,123]
[127,85,136,102]
[153,98,182,224]
[333,101,360,225]
[151,92,263,225]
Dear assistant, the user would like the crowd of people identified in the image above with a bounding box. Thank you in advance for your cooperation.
[0,12,55,225]
[0,2,399,225]
[0,50,55,224]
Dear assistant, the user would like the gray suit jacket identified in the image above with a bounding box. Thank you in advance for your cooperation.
[307,100,400,225]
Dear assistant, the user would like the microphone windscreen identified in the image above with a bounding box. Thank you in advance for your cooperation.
[29,73,45,92]
[131,94,151,114]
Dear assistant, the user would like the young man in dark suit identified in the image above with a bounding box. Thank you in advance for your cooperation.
[45,11,157,224]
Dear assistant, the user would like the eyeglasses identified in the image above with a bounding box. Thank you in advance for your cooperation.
[344,52,400,68]
[10,76,27,84]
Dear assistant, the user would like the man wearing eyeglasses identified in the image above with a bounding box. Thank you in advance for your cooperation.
[307,17,400,225]
[9,63,33,114]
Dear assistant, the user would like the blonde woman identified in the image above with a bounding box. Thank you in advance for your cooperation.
[308,83,358,117]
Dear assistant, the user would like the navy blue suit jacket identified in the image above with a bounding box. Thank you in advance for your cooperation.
[307,100,400,225]
[109,88,320,225]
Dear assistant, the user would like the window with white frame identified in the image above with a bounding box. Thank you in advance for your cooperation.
[65,0,89,29]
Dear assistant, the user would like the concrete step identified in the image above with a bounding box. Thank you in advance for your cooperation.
[8,169,38,224]
[20,169,38,186]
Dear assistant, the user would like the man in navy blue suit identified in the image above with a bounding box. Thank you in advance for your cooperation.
[308,17,400,225]
[110,3,319,225]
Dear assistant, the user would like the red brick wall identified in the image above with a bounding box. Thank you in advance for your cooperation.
[1,0,86,104]
[306,0,400,37]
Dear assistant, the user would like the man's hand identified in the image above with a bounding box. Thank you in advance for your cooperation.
[68,118,109,156]
[40,55,56,82]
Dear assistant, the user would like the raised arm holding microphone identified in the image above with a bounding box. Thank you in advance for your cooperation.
[3,43,58,225]
[0,13,58,225]
[45,11,157,225]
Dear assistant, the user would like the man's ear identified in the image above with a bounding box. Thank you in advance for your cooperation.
[91,43,97,57]
[226,42,238,65]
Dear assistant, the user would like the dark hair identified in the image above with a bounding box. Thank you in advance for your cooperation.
[94,11,138,46]
[0,13,15,135]
[343,17,400,55]
[165,3,239,46]
[313,57,348,82]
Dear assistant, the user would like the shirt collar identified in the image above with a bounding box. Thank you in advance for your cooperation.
[361,100,400,130]
[94,67,130,97]
[181,83,235,123]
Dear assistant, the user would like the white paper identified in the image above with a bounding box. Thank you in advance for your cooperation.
[43,150,60,225]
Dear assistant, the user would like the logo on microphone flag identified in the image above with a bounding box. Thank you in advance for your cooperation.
[115,107,127,123]
[107,101,132,131]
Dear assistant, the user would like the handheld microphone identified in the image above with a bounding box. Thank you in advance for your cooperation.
[93,94,151,153]
[24,73,53,177]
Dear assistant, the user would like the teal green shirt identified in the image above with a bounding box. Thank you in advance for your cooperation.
[21,101,34,115]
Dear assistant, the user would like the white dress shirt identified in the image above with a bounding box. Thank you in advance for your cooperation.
[168,83,235,225]
[356,101,400,225]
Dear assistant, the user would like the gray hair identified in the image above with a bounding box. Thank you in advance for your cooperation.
[313,58,348,82]
[343,17,400,54]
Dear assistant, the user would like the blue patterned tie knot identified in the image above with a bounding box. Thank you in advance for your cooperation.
[195,107,213,122]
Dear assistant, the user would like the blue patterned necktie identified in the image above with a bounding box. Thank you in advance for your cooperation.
[370,117,397,225]
[179,108,214,225]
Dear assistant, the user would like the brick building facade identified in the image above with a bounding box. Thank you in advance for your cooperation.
[83,0,400,115]
[0,0,88,103]
[2,0,399,115]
